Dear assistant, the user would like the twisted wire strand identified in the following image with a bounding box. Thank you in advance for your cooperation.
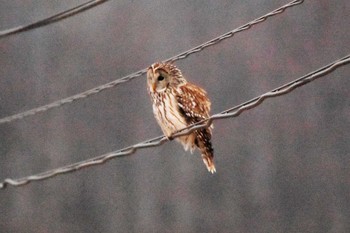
[1,54,349,190]
[0,0,109,38]
[0,0,304,125]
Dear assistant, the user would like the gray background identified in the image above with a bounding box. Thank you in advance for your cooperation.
[1,1,349,232]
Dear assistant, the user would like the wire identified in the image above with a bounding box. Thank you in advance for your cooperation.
[0,0,304,125]
[0,0,109,38]
[1,54,349,190]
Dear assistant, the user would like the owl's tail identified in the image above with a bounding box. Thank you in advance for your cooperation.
[197,129,216,174]
[202,152,216,174]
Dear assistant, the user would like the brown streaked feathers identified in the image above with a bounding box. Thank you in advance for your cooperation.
[147,62,216,173]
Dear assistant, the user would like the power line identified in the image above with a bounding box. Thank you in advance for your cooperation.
[0,0,304,125]
[0,0,109,38]
[1,54,349,190]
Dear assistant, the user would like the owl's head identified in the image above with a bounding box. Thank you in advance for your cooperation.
[147,62,186,93]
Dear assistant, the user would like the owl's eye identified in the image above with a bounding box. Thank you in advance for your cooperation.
[157,75,165,81]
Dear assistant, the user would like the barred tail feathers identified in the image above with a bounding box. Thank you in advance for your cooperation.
[196,129,216,173]
[202,152,216,173]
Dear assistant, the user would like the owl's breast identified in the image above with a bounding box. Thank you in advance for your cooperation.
[151,91,188,135]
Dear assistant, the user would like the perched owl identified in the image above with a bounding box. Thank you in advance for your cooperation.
[147,62,216,173]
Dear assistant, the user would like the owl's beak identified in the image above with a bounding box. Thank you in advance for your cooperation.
[151,82,157,92]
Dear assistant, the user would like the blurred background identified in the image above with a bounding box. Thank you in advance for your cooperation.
[0,1,349,232]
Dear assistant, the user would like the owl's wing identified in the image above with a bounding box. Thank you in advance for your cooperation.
[176,82,211,123]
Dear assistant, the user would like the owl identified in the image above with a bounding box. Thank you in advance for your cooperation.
[147,62,216,173]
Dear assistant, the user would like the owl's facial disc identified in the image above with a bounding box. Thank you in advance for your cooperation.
[147,64,171,93]
[155,71,169,92]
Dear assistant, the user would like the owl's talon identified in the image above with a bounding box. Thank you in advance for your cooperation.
[166,135,174,141]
